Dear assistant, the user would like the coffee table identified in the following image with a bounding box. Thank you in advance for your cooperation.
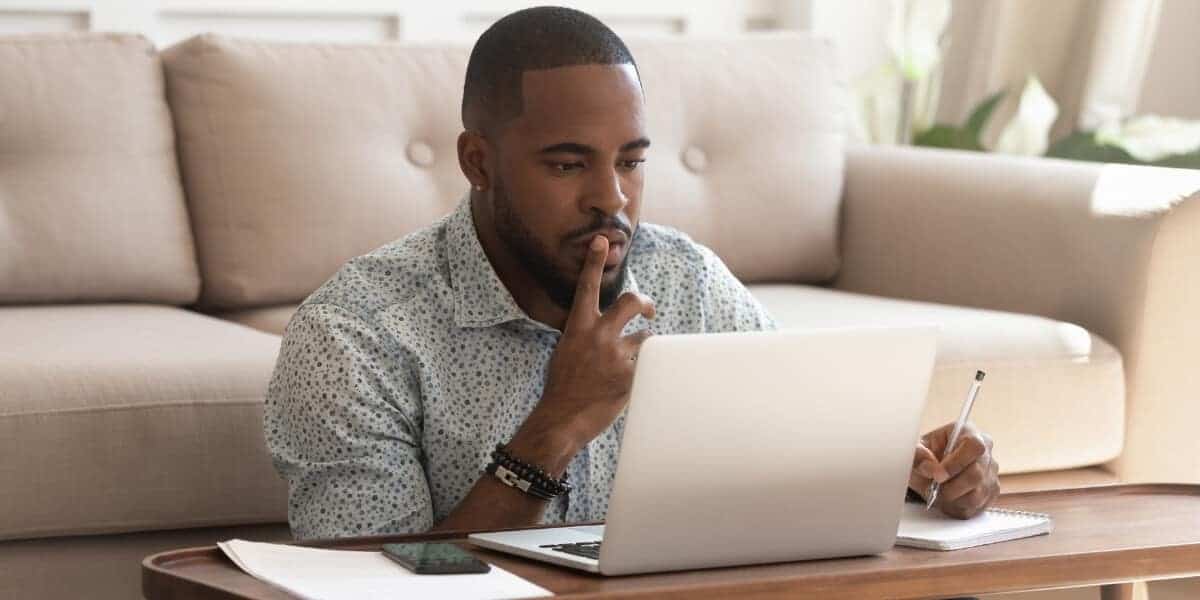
[143,484,1200,599]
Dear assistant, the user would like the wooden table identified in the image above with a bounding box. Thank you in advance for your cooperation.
[143,484,1200,599]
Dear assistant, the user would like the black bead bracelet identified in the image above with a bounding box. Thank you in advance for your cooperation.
[484,443,572,500]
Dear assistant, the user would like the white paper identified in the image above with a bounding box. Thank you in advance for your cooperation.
[895,503,1053,550]
[218,539,552,600]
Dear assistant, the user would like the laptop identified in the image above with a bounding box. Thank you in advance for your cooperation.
[468,326,937,576]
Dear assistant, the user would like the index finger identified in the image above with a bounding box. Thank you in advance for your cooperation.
[567,235,608,328]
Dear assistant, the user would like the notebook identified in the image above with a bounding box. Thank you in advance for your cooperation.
[895,502,1053,550]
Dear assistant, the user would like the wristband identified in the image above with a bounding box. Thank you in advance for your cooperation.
[484,443,572,500]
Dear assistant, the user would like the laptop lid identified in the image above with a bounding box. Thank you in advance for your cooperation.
[597,326,937,575]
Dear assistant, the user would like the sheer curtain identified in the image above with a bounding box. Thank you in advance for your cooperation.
[937,0,1163,143]
[799,0,1168,143]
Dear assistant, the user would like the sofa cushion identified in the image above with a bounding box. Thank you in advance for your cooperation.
[0,34,200,304]
[162,34,844,310]
[750,284,1125,475]
[632,36,845,285]
[999,466,1118,493]
[0,305,285,541]
[0,523,291,600]
[216,304,299,335]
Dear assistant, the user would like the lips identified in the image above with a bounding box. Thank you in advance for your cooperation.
[582,228,630,247]
[574,229,629,270]
[603,242,626,269]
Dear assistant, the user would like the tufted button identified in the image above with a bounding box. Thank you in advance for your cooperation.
[406,140,436,167]
[681,145,708,173]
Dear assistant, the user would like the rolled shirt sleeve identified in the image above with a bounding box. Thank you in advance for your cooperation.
[264,303,432,539]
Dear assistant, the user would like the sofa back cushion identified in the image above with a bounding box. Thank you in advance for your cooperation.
[635,36,845,285]
[0,34,200,304]
[163,34,844,310]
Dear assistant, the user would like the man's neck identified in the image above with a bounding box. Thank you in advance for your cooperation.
[469,194,570,331]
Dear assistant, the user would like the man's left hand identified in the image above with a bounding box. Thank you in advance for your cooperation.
[909,422,999,519]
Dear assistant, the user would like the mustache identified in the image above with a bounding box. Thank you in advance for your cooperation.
[564,217,634,242]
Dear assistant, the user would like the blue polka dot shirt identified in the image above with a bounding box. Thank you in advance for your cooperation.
[265,199,776,539]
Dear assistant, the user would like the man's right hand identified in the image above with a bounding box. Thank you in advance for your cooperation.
[506,235,655,475]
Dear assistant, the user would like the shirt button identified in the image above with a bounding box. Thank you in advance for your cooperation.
[407,141,436,167]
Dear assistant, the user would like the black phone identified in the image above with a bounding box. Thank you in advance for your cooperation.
[381,542,491,574]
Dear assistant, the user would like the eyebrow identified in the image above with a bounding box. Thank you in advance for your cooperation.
[538,137,651,155]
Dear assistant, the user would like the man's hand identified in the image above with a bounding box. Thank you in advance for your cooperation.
[506,235,655,474]
[909,422,999,519]
[433,235,653,532]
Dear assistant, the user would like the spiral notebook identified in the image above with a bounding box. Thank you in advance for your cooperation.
[896,502,1053,551]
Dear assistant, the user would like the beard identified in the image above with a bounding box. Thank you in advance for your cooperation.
[491,177,631,311]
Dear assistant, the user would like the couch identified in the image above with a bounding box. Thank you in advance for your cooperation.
[1,32,1197,599]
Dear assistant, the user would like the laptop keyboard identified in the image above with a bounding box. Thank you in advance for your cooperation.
[541,541,601,560]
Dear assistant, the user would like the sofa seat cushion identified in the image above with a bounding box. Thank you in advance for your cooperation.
[999,466,1119,493]
[749,285,1125,475]
[0,305,286,541]
[213,304,299,336]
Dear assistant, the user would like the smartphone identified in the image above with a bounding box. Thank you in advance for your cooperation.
[381,542,491,574]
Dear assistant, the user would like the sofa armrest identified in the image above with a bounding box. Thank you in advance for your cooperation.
[835,144,1200,484]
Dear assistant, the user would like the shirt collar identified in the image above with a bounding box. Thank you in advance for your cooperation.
[445,196,640,330]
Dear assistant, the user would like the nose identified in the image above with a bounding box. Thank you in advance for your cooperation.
[582,164,627,217]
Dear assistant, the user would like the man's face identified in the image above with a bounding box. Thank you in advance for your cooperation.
[489,63,647,310]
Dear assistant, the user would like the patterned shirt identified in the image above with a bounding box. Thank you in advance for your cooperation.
[265,199,776,540]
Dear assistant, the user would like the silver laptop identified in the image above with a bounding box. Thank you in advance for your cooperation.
[468,326,937,576]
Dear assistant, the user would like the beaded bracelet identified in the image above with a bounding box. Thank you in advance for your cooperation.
[484,443,572,500]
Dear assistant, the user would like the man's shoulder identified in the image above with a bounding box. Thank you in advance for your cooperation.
[630,222,718,276]
[299,217,453,321]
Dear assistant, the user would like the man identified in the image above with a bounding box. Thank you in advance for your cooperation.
[265,6,999,541]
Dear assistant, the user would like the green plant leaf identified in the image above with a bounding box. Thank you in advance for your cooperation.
[912,89,1006,152]
[913,124,983,151]
[1046,131,1140,164]
[913,125,966,149]
[1047,131,1200,169]
[964,90,1006,143]
[1152,150,1200,169]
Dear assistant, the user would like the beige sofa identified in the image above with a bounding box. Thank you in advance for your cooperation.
[1,32,1197,599]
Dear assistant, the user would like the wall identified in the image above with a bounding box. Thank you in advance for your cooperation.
[0,0,789,45]
[3,0,1191,125]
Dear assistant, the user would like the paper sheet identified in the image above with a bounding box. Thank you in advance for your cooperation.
[219,539,552,600]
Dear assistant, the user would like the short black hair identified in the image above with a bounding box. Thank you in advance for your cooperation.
[462,6,639,133]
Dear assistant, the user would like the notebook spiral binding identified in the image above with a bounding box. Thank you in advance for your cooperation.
[986,507,1051,520]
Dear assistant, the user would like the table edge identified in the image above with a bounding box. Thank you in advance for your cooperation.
[141,483,1200,599]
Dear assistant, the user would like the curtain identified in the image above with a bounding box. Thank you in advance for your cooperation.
[800,0,1167,143]
[936,0,1162,142]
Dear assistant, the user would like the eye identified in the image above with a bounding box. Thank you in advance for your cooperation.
[619,159,646,171]
[549,162,585,175]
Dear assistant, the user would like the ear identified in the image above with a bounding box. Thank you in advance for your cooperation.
[457,130,491,192]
